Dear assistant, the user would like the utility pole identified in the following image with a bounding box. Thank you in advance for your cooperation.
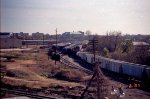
[80,36,98,99]
[12,33,15,49]
[89,36,98,62]
[80,35,108,99]
[43,33,44,46]
[55,28,58,65]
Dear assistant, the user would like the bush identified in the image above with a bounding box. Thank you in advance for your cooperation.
[54,68,85,82]
[103,48,111,58]
[6,69,29,78]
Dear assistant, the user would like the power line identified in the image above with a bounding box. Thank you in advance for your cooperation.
[55,28,58,65]
[80,35,108,99]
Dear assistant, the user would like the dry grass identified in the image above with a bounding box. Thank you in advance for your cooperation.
[54,68,87,81]
[5,60,36,69]
[2,76,83,89]
[33,51,88,81]
[82,75,93,81]
[1,49,87,89]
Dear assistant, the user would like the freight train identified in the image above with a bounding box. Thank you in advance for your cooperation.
[49,43,81,60]
[62,44,82,56]
[76,51,150,81]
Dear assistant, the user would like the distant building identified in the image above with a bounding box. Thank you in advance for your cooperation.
[133,41,150,51]
[22,40,56,45]
[133,41,149,46]
[0,32,22,49]
[62,31,84,42]
[19,32,29,40]
[32,32,44,40]
[44,34,50,40]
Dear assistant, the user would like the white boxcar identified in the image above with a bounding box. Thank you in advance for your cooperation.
[99,57,107,69]
[83,53,88,61]
[109,59,123,73]
[122,62,146,79]
[85,54,94,63]
[99,57,110,70]
[89,55,100,64]
[77,51,149,80]
[76,52,88,60]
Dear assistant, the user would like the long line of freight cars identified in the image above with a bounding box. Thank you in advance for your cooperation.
[51,43,150,81]
[76,52,150,81]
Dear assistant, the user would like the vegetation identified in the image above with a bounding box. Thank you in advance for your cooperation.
[1,48,88,90]
[87,31,150,66]
[103,48,111,58]
[120,40,133,53]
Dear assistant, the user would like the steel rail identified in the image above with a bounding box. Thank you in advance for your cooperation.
[1,88,56,99]
[60,56,93,74]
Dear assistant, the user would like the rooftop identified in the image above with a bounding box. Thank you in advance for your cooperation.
[63,32,84,35]
[0,32,11,38]
[0,32,11,35]
[133,41,149,46]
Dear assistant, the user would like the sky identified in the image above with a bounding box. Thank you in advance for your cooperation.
[1,0,150,35]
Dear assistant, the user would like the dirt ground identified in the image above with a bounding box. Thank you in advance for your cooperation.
[107,78,150,99]
[1,48,150,99]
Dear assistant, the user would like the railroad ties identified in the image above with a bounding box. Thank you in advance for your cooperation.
[1,88,56,99]
[60,56,93,74]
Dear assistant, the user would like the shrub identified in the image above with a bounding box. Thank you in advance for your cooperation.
[54,68,85,82]
[6,69,29,78]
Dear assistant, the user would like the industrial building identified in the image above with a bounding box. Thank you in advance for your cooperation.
[62,31,84,42]
[0,32,22,49]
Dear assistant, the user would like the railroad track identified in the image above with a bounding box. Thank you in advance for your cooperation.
[1,88,56,99]
[60,56,93,74]
[60,56,140,84]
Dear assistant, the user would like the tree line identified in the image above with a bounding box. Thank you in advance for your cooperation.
[86,31,150,66]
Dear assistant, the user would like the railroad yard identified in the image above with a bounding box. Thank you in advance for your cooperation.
[1,0,150,98]
[1,47,150,99]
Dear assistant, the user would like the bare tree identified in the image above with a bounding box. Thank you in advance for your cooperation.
[85,30,92,40]
[97,31,122,53]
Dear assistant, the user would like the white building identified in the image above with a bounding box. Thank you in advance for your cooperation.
[62,31,84,42]
[0,32,22,49]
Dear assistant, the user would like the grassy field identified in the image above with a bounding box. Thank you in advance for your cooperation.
[1,48,87,89]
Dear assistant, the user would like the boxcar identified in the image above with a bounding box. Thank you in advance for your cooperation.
[108,59,123,73]
[122,62,146,79]
[99,57,107,69]
[76,51,149,81]
[85,54,93,64]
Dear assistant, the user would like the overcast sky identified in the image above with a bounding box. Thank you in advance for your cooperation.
[1,0,150,35]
